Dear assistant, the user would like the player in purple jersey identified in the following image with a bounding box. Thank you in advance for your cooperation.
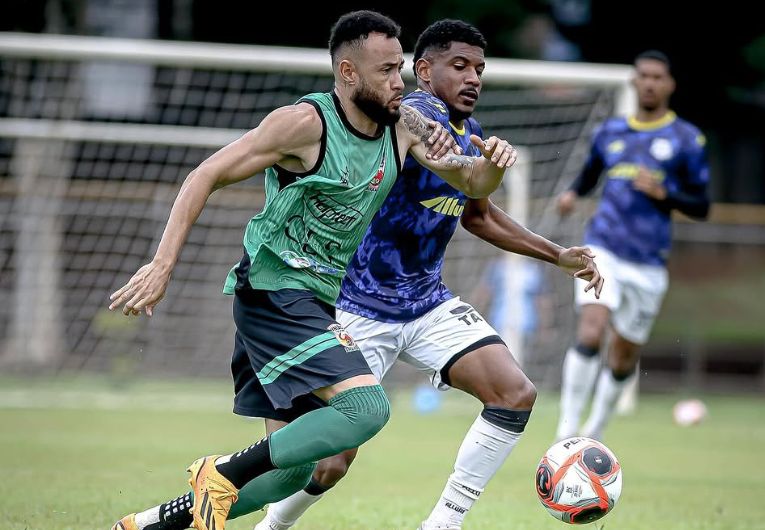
[555,50,710,442]
[256,20,604,530]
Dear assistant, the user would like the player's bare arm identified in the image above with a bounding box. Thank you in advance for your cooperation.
[108,104,323,317]
[397,105,516,198]
[462,198,604,297]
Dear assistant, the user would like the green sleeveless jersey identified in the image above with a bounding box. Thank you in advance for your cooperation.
[223,92,401,305]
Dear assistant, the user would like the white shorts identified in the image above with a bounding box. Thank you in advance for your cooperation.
[575,245,669,345]
[337,296,503,390]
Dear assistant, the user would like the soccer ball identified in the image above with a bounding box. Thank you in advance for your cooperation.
[672,398,707,426]
[535,437,622,524]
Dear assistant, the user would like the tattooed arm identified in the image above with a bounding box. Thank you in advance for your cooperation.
[396,104,517,198]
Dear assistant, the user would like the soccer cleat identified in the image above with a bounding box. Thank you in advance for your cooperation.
[417,525,460,530]
[111,513,138,530]
[188,455,239,530]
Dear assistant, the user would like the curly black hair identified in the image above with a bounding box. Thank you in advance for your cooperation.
[413,19,486,75]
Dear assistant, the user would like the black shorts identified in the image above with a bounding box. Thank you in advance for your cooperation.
[230,288,373,422]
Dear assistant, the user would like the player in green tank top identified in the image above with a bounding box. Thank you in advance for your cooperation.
[108,11,518,530]
[221,90,403,305]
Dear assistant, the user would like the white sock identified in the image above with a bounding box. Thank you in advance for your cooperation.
[581,369,629,440]
[134,506,160,530]
[133,492,193,530]
[422,415,522,529]
[260,489,324,529]
[556,346,600,440]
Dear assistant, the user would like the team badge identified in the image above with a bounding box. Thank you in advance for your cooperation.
[649,138,673,161]
[328,323,359,352]
[367,153,386,191]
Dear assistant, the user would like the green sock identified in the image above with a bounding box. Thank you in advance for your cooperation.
[269,385,390,469]
[229,463,316,519]
[183,463,316,522]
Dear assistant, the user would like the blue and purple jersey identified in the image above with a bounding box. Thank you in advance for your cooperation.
[337,90,483,322]
[573,112,709,265]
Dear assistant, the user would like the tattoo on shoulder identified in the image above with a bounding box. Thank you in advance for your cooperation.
[400,105,433,143]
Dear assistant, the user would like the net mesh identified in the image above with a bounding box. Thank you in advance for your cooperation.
[0,42,620,387]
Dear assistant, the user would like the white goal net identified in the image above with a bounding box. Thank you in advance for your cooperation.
[0,33,633,386]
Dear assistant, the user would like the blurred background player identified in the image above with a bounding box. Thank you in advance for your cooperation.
[107,10,519,530]
[555,50,711,442]
[255,20,603,530]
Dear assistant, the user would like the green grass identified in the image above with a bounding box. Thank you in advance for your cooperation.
[654,256,765,345]
[1,376,764,530]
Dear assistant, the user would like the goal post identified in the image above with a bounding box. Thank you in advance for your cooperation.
[0,32,635,387]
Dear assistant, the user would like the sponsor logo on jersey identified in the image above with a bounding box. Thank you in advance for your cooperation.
[432,102,447,114]
[649,137,673,160]
[327,323,359,352]
[304,193,361,231]
[279,250,341,275]
[368,153,386,192]
[606,163,665,183]
[606,139,626,153]
[420,196,465,217]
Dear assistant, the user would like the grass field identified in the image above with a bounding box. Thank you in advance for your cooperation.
[1,376,764,530]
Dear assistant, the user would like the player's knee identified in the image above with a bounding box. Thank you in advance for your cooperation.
[609,356,638,378]
[577,311,609,347]
[313,449,357,488]
[609,336,640,373]
[481,377,537,410]
[480,406,533,434]
[330,384,391,444]
[576,328,604,350]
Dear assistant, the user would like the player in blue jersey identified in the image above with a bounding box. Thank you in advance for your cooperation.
[555,50,710,442]
[255,20,603,530]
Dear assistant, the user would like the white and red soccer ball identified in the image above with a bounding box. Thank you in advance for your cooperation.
[535,437,623,524]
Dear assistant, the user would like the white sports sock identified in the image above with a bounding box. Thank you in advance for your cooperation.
[581,369,629,440]
[556,347,600,440]
[134,506,160,530]
[422,415,522,529]
[258,489,323,529]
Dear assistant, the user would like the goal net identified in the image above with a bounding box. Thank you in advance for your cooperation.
[0,33,633,386]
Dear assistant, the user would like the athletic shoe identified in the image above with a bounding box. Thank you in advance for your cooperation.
[187,455,239,530]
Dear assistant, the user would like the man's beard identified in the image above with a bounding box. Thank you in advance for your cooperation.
[448,105,472,123]
[352,82,401,126]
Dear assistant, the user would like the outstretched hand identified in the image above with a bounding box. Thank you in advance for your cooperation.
[470,134,517,169]
[557,246,604,298]
[424,119,462,160]
[108,261,171,317]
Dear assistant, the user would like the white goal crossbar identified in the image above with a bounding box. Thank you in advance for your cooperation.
[0,32,636,402]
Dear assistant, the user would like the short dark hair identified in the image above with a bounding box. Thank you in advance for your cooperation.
[413,19,487,75]
[635,49,672,74]
[328,10,401,61]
